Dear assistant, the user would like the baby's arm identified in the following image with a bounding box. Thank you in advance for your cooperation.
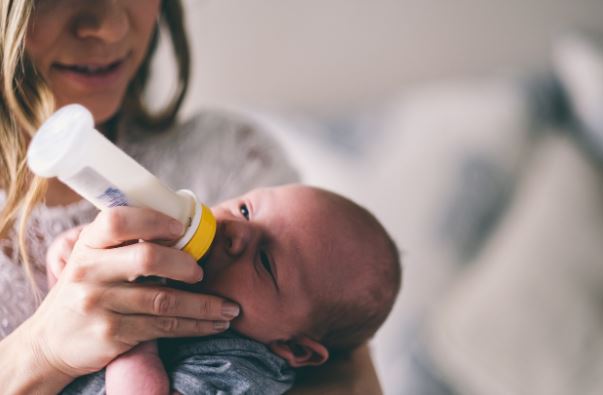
[46,227,170,395]
[106,340,169,395]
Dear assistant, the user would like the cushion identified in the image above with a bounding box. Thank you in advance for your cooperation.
[426,134,603,395]
[554,31,603,159]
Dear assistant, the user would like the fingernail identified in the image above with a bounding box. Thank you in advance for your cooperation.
[222,303,240,319]
[170,220,184,236]
[214,321,230,331]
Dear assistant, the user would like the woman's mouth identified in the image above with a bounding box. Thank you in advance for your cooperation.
[54,59,122,76]
[51,55,129,90]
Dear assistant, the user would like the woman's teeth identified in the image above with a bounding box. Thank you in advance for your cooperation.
[58,62,120,75]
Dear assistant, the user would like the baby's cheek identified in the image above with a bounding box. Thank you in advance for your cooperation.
[231,303,285,345]
[232,316,269,344]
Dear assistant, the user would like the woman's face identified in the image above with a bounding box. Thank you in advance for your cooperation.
[26,0,161,125]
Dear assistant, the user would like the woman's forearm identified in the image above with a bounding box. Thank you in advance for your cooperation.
[0,320,72,395]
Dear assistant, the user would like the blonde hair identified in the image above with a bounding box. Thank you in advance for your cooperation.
[0,0,190,296]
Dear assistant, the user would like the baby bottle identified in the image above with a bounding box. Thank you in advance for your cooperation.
[27,104,215,262]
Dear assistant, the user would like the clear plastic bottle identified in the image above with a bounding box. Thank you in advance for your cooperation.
[27,104,215,261]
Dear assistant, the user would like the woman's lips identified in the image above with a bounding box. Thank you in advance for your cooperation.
[51,55,129,90]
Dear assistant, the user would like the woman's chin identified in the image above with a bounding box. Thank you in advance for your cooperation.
[54,97,124,127]
[92,107,121,126]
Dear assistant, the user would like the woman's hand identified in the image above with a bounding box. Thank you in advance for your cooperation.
[23,207,238,380]
[46,225,85,288]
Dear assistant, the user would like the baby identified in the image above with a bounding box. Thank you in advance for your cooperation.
[51,184,402,394]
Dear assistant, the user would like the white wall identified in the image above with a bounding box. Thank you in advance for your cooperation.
[164,0,603,116]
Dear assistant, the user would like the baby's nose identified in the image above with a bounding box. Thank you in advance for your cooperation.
[223,220,252,257]
[226,233,245,256]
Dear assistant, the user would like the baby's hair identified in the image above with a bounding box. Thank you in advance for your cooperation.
[306,189,402,355]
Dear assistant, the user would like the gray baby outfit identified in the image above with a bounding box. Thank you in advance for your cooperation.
[61,331,295,395]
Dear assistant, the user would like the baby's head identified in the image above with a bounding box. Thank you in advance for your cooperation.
[199,184,401,367]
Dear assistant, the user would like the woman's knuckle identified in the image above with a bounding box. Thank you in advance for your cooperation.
[135,243,157,272]
[194,320,208,333]
[157,317,179,333]
[102,209,126,236]
[152,291,175,315]
[76,289,98,313]
[199,298,213,316]
[68,264,88,282]
[146,210,165,229]
[96,319,118,340]
[78,296,94,314]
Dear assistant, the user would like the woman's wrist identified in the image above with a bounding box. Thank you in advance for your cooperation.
[0,319,73,394]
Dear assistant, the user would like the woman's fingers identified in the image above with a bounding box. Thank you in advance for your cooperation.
[63,224,86,244]
[46,225,86,279]
[69,241,203,284]
[80,207,184,249]
[34,206,232,377]
[114,314,231,344]
[103,285,240,322]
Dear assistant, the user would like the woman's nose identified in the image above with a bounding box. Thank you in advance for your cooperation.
[73,1,130,43]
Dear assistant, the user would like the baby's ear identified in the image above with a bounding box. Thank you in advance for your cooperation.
[269,336,329,367]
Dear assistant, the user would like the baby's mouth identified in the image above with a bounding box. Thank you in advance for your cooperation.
[197,253,211,268]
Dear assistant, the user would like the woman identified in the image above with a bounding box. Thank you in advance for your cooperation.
[0,0,378,393]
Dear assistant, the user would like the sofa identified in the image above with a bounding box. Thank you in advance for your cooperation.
[258,32,603,395]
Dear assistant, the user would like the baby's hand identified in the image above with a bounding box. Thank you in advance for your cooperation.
[46,225,86,288]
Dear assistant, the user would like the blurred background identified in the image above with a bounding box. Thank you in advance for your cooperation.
[151,1,603,394]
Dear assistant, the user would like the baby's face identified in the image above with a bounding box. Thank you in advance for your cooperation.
[198,185,347,344]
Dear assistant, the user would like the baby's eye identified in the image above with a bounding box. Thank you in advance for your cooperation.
[239,204,250,220]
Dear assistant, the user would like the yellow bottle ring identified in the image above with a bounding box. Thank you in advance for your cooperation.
[182,204,216,261]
